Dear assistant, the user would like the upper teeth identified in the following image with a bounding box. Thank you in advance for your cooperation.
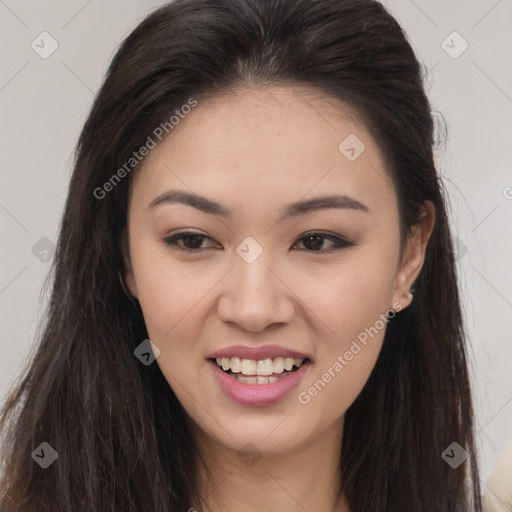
[215,357,305,376]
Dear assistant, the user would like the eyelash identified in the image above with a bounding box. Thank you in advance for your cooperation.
[162,231,354,253]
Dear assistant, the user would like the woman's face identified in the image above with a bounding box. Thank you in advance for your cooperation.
[125,85,431,455]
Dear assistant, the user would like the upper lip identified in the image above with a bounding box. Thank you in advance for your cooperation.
[208,344,311,361]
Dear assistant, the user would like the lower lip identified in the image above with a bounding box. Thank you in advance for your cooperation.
[208,360,311,406]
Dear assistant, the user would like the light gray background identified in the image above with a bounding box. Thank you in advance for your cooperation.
[1,0,511,490]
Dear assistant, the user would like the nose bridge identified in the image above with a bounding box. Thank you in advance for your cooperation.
[233,234,277,290]
[217,238,295,331]
[234,248,277,298]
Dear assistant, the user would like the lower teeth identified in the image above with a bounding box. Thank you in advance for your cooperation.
[233,374,279,384]
[226,369,296,385]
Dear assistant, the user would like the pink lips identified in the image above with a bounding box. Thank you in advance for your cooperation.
[209,344,310,361]
[207,345,311,407]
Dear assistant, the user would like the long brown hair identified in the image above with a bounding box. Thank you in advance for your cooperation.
[0,0,481,510]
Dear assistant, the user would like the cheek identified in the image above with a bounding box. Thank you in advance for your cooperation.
[293,247,397,411]
[295,243,398,343]
[127,245,202,377]
[297,336,383,418]
[295,281,392,419]
[132,249,213,339]
[134,261,212,395]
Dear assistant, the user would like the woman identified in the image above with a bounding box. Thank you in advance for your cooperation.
[0,0,482,510]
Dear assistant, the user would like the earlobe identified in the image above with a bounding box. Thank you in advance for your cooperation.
[124,269,139,299]
[391,201,436,311]
[121,230,138,299]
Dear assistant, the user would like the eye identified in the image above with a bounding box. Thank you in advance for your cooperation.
[163,232,215,251]
[163,231,353,253]
[292,232,354,252]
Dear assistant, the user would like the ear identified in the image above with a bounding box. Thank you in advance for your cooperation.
[121,230,139,299]
[391,201,435,311]
[124,267,139,299]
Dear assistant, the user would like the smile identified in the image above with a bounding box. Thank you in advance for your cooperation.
[208,356,311,406]
[213,356,306,384]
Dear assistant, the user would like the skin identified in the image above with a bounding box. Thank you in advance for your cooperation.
[124,85,435,512]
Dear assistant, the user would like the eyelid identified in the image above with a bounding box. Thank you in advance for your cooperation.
[294,231,353,251]
[163,231,216,251]
[162,230,354,253]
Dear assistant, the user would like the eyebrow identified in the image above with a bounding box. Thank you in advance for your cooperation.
[147,189,370,220]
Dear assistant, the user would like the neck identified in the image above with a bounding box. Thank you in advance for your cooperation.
[190,417,350,512]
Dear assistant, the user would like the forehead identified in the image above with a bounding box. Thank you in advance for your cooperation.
[129,85,396,217]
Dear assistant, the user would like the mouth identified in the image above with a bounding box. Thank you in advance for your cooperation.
[209,356,310,385]
[206,347,312,406]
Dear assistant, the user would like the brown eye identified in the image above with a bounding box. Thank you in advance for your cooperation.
[163,232,214,251]
[293,232,353,252]
[163,231,353,253]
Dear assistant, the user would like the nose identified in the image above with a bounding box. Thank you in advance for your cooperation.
[216,253,296,333]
